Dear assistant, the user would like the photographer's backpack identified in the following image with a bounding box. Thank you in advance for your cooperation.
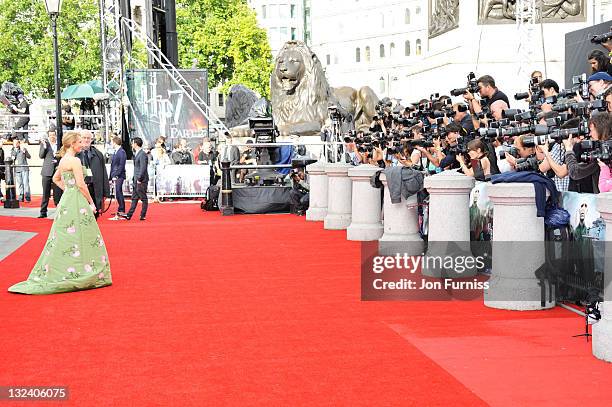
[202,185,220,211]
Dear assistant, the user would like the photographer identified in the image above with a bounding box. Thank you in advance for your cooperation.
[605,87,612,113]
[588,49,612,75]
[438,122,463,170]
[289,169,309,215]
[505,135,546,174]
[369,116,387,135]
[538,79,561,113]
[564,112,612,193]
[452,103,474,134]
[344,136,362,166]
[62,105,75,131]
[588,72,612,99]
[537,118,583,192]
[457,139,491,181]
[464,75,510,126]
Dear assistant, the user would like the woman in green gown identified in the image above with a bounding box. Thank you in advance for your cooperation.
[8,131,112,294]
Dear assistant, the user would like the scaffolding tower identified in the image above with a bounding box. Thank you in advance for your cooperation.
[515,0,538,80]
[98,0,229,143]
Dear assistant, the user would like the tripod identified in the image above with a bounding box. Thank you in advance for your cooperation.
[573,300,601,342]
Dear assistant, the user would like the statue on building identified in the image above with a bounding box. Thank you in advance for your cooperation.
[479,0,584,24]
[429,0,460,38]
[270,41,379,137]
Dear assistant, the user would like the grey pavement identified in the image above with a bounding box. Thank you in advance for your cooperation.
[0,207,56,219]
[0,230,38,262]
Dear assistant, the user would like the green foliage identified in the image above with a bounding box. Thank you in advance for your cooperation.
[177,0,273,98]
[0,0,101,97]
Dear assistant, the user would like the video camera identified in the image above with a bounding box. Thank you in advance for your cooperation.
[249,117,277,144]
[450,72,480,97]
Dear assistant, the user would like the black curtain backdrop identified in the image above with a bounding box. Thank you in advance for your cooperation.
[565,20,612,89]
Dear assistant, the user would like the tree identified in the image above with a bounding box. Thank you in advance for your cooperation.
[0,0,101,97]
[176,0,273,98]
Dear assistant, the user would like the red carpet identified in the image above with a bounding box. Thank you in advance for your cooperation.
[0,200,611,406]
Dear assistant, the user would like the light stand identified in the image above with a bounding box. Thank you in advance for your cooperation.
[45,0,64,151]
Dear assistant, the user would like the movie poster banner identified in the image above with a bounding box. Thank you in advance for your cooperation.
[126,69,209,150]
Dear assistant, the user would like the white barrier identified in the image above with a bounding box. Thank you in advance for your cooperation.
[423,172,476,278]
[484,183,554,311]
[378,173,423,256]
[347,164,383,241]
[306,161,328,221]
[593,193,612,362]
[324,163,353,230]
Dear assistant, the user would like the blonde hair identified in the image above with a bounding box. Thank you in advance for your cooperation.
[59,131,81,157]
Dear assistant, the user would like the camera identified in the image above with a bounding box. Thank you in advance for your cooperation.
[590,26,612,44]
[515,155,540,172]
[580,140,612,163]
[450,72,479,97]
[514,77,542,105]
[498,145,519,160]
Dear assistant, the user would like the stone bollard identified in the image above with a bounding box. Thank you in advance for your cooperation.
[423,173,476,278]
[378,173,423,256]
[306,161,328,221]
[324,163,353,230]
[593,193,612,362]
[484,183,553,311]
[219,161,234,216]
[347,164,383,241]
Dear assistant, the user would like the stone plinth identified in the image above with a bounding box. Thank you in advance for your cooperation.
[324,163,353,230]
[378,173,423,256]
[306,161,328,221]
[423,173,476,278]
[593,193,612,362]
[484,183,554,311]
[347,165,383,241]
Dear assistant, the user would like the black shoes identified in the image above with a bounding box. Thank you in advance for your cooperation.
[38,214,47,218]
[139,216,146,221]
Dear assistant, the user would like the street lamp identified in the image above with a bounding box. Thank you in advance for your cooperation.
[44,0,63,151]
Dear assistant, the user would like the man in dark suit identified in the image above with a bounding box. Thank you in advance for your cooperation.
[76,130,110,218]
[121,137,148,221]
[38,125,63,218]
[108,135,127,219]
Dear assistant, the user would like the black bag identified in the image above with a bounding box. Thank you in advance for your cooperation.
[202,185,220,211]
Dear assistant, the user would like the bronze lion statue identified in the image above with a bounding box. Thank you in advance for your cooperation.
[271,41,378,137]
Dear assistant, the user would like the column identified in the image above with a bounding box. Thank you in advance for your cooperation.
[423,173,476,278]
[378,173,423,256]
[484,183,553,311]
[324,163,353,230]
[347,164,383,241]
[593,193,612,362]
[306,161,328,221]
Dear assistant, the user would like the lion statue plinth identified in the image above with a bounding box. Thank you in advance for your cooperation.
[271,41,378,137]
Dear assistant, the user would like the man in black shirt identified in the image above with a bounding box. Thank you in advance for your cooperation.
[463,75,510,126]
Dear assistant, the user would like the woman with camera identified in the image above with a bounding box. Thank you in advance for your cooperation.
[457,139,491,181]
[560,113,612,193]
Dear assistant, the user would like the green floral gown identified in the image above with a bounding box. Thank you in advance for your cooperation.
[8,169,112,294]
